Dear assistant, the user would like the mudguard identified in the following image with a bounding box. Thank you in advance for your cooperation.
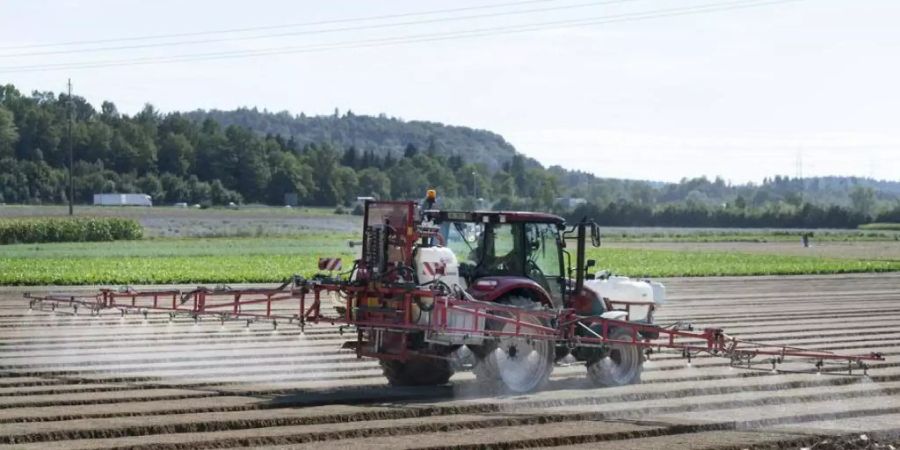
[466,276,555,307]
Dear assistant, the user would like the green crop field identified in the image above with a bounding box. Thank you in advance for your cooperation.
[584,248,900,277]
[0,235,355,285]
[596,227,900,243]
[2,234,899,285]
[0,234,355,259]
[859,223,900,231]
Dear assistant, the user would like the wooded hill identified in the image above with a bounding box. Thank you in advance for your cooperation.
[185,108,528,172]
[1,83,898,228]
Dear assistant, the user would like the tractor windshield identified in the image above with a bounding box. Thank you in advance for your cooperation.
[443,221,525,277]
[445,222,482,263]
[525,223,565,300]
[440,216,566,304]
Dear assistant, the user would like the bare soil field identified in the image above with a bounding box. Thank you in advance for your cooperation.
[606,241,900,260]
[2,273,899,449]
[0,205,360,237]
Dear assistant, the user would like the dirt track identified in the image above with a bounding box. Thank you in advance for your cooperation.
[2,273,899,449]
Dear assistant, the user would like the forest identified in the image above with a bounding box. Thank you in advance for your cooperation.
[1,83,898,228]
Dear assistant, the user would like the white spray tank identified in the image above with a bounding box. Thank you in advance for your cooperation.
[415,246,465,289]
[412,245,484,343]
[583,272,666,323]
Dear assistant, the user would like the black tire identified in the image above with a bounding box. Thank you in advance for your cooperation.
[380,357,453,387]
[586,327,643,387]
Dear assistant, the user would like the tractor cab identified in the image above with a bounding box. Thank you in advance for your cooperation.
[356,194,603,313]
[426,210,582,309]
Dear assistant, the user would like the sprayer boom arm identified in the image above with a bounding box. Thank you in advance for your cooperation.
[24,276,884,375]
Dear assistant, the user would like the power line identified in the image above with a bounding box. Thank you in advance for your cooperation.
[2,0,799,72]
[0,0,803,74]
[0,0,560,51]
[0,0,643,59]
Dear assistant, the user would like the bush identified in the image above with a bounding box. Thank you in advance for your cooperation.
[0,217,143,244]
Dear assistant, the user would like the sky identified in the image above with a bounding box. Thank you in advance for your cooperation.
[1,0,898,183]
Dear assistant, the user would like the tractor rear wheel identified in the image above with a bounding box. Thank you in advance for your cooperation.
[380,357,453,387]
[472,296,554,393]
[586,327,643,387]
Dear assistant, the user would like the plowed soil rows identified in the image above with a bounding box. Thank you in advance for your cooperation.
[551,430,815,450]
[1,273,898,449]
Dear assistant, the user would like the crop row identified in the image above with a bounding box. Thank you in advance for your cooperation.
[2,248,899,285]
[0,217,142,245]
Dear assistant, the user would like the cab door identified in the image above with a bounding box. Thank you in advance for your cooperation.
[525,223,566,306]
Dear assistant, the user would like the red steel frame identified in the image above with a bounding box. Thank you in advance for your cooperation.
[25,279,885,374]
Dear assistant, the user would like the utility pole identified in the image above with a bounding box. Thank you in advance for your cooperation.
[795,148,803,205]
[67,79,74,216]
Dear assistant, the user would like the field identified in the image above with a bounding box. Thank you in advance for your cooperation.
[605,240,900,261]
[598,226,900,242]
[0,205,361,237]
[3,205,899,448]
[1,205,899,284]
[3,234,900,285]
[2,274,899,449]
[3,205,899,240]
[860,223,900,231]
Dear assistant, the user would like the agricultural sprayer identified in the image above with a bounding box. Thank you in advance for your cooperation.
[26,192,885,393]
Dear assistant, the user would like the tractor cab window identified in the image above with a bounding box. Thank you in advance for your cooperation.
[482,223,524,276]
[525,223,564,301]
[444,222,483,267]
[442,221,524,277]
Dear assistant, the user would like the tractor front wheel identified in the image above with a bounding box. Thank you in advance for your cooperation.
[380,357,453,387]
[586,327,643,387]
[472,296,554,393]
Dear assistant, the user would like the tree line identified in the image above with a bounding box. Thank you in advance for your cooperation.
[0,84,557,209]
[1,83,898,229]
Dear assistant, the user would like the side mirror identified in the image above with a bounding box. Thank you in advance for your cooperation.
[584,259,597,280]
[590,223,602,247]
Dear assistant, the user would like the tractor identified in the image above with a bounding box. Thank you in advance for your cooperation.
[350,192,664,392]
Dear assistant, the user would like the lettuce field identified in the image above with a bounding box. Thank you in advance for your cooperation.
[2,234,899,285]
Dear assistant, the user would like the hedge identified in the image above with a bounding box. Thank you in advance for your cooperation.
[0,217,143,244]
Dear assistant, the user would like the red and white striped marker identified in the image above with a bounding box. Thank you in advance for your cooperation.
[318,258,343,271]
[422,261,446,276]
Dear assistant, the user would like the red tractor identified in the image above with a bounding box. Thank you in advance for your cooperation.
[353,196,657,392]
[26,193,884,393]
